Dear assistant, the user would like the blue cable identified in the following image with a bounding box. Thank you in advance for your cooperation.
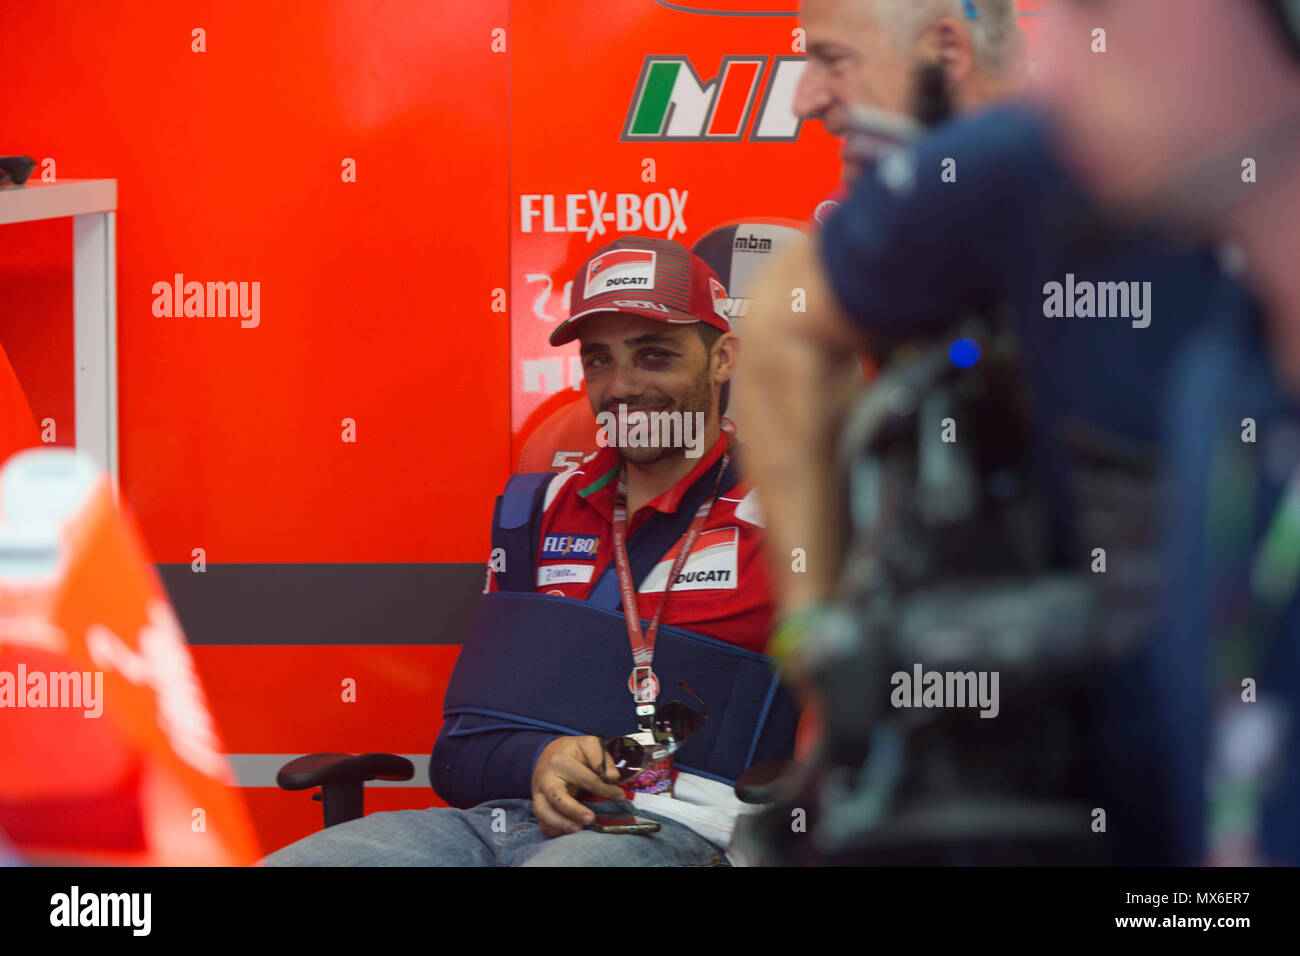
[962,0,979,20]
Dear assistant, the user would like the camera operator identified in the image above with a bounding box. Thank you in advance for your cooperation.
[756,0,1030,629]
[737,4,1251,863]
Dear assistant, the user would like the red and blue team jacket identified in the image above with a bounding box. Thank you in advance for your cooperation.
[487,430,774,654]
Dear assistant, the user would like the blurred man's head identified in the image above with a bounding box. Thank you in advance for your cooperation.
[1037,0,1300,224]
[796,0,1027,172]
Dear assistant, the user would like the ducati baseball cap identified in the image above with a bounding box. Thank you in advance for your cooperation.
[549,236,732,347]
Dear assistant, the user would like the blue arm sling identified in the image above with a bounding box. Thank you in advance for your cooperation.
[429,462,799,806]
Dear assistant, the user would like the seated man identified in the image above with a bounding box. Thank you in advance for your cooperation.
[264,237,794,866]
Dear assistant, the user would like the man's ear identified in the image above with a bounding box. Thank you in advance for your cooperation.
[918,16,975,87]
[713,331,740,385]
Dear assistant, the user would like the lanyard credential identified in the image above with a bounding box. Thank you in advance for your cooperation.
[610,423,733,730]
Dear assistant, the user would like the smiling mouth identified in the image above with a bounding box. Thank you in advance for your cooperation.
[611,404,671,416]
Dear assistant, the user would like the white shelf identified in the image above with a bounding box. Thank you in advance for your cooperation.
[0,178,116,225]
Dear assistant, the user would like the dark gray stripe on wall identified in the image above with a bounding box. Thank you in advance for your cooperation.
[156,563,485,645]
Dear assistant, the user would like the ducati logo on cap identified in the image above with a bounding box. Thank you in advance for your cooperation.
[584,249,657,299]
[709,276,729,322]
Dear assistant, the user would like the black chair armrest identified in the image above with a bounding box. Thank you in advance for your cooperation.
[277,753,415,828]
[277,752,414,790]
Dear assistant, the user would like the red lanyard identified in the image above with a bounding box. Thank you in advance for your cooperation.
[610,427,732,714]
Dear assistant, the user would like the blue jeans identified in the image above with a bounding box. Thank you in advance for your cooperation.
[260,798,731,867]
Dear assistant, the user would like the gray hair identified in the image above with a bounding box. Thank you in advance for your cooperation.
[871,0,1025,78]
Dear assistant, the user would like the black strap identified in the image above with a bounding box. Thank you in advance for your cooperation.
[489,472,553,593]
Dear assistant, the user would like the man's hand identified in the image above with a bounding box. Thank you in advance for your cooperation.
[530,735,626,837]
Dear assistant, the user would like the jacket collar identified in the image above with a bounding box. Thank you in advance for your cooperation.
[576,429,729,523]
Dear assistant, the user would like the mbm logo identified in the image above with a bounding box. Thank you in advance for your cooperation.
[733,234,773,253]
[622,56,805,142]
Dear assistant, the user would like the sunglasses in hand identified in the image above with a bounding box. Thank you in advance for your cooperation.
[599,680,708,783]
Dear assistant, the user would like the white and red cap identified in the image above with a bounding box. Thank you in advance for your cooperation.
[549,236,732,346]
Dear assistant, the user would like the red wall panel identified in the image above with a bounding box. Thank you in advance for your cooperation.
[192,645,457,755]
[507,1,843,444]
[0,0,511,563]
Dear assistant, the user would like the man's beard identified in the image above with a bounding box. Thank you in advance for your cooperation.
[606,370,713,467]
